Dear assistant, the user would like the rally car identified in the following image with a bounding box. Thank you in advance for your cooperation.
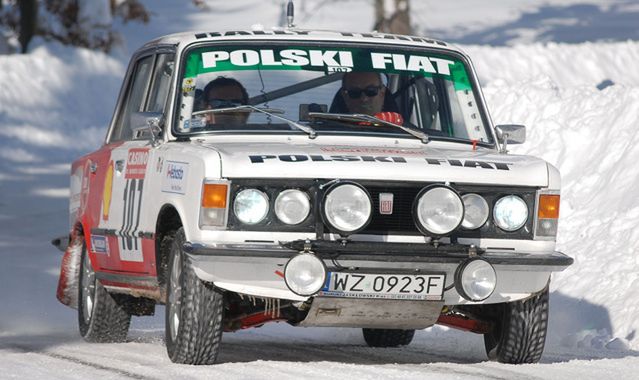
[54,25,573,365]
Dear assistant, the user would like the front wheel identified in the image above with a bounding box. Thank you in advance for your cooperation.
[363,328,415,347]
[483,286,549,364]
[165,227,224,365]
[77,242,131,342]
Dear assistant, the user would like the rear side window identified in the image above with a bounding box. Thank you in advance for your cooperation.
[110,55,154,142]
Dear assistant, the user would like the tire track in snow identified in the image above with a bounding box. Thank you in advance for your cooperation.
[2,344,157,380]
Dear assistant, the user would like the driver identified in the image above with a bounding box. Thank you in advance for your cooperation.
[202,76,250,125]
[341,72,386,116]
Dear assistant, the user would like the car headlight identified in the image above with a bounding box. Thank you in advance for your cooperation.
[234,188,269,225]
[455,258,497,302]
[461,193,489,230]
[284,253,327,296]
[275,189,311,225]
[322,183,372,235]
[413,185,464,235]
[493,195,528,231]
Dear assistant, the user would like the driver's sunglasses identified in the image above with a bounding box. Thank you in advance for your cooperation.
[343,85,382,99]
[206,98,245,109]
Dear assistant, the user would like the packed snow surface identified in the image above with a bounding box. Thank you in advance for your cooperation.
[2,0,639,378]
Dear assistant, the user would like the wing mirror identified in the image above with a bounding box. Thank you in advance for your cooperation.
[495,124,526,153]
[131,112,163,146]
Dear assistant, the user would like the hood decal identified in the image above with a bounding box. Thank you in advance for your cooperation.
[249,154,512,170]
[198,141,548,187]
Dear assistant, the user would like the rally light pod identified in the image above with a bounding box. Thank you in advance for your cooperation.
[321,182,372,236]
[412,185,464,236]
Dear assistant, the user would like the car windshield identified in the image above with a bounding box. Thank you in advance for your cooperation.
[175,43,493,144]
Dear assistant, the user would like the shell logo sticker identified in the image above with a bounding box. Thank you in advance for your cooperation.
[102,160,114,221]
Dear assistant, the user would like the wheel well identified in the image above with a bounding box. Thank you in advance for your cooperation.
[155,205,183,295]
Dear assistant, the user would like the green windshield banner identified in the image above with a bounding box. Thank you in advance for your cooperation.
[184,46,472,91]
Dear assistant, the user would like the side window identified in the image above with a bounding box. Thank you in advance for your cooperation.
[110,55,154,142]
[146,53,175,113]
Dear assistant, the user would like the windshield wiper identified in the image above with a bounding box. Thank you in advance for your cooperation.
[308,112,428,144]
[193,105,317,139]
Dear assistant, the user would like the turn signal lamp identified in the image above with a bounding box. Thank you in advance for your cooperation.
[200,183,229,227]
[536,193,560,238]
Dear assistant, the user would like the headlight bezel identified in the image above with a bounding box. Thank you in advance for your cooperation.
[321,181,373,236]
[412,184,465,237]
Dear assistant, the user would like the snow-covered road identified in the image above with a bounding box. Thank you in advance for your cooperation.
[4,321,639,379]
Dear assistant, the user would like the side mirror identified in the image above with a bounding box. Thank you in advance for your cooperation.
[495,124,526,144]
[131,112,163,145]
[495,124,525,154]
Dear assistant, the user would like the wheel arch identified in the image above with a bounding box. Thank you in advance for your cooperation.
[155,204,184,291]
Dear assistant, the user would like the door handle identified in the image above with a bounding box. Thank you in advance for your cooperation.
[115,160,125,173]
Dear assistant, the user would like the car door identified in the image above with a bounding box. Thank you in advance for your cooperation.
[97,51,175,274]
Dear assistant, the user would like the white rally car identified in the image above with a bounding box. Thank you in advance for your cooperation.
[54,26,573,365]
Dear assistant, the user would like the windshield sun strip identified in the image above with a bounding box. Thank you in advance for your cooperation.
[172,41,496,146]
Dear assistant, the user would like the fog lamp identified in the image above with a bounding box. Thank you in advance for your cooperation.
[284,253,326,296]
[455,258,497,302]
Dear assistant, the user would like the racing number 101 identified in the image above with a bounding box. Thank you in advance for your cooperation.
[121,179,143,251]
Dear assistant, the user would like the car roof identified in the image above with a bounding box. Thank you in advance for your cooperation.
[140,29,465,55]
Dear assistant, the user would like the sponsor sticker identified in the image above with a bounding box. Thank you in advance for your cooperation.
[182,77,196,93]
[162,161,189,194]
[184,117,206,130]
[102,160,114,221]
[91,235,109,254]
[125,148,149,179]
[118,240,143,262]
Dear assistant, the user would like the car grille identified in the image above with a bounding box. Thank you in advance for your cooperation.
[363,185,421,235]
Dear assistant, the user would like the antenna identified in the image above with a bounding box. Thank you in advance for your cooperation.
[287,0,295,28]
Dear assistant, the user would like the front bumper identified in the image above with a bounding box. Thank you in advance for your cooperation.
[184,240,573,304]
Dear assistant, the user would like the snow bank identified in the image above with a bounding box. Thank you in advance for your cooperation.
[0,39,124,159]
[463,41,639,349]
[465,41,639,87]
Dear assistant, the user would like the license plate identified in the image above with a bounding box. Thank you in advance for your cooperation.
[319,272,445,301]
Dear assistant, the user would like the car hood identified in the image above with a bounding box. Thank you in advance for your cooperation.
[199,140,549,187]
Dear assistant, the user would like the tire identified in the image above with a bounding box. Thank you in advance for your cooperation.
[362,328,415,347]
[165,227,224,365]
[78,242,131,342]
[483,286,549,364]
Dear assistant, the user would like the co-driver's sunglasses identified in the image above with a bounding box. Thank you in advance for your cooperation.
[206,98,245,109]
[343,85,382,99]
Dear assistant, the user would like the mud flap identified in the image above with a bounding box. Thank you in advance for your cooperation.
[56,234,84,309]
